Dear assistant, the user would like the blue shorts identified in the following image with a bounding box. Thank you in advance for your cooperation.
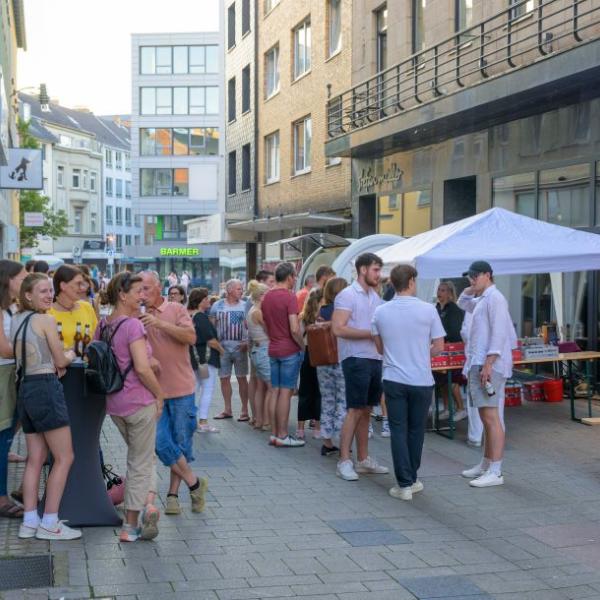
[18,374,70,434]
[250,344,271,383]
[342,357,382,409]
[270,352,303,390]
[155,393,196,467]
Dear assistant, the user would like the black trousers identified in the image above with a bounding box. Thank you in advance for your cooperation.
[383,380,433,488]
[297,349,321,421]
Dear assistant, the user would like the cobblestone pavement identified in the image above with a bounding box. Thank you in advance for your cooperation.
[3,394,600,599]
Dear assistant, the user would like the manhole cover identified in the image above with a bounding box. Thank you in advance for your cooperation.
[0,555,53,591]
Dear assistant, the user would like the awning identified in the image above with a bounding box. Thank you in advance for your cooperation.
[269,232,351,252]
[227,212,350,233]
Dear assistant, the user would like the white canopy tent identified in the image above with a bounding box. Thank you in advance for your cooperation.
[377,207,600,340]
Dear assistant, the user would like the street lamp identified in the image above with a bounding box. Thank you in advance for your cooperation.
[12,83,50,113]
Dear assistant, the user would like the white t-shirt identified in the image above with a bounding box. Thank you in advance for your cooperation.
[0,306,15,366]
[371,295,446,386]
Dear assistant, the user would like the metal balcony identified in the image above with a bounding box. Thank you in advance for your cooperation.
[327,0,600,154]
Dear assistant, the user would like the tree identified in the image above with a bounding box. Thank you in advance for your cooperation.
[17,119,69,250]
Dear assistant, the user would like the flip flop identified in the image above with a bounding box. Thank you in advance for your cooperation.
[8,453,26,463]
[237,415,250,422]
[214,412,233,420]
[0,501,23,519]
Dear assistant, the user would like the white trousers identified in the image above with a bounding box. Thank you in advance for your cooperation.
[467,391,505,443]
[194,365,218,420]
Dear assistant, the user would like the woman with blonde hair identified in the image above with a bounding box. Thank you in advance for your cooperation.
[316,277,348,455]
[297,288,323,439]
[247,282,271,430]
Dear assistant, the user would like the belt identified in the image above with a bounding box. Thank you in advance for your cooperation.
[253,341,268,347]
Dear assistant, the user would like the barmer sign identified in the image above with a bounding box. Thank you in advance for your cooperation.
[159,247,201,257]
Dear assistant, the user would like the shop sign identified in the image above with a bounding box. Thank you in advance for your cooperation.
[159,247,201,257]
[358,162,404,192]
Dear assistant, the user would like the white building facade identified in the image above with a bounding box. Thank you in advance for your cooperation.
[130,31,225,280]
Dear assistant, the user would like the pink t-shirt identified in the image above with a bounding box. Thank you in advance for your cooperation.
[94,317,155,417]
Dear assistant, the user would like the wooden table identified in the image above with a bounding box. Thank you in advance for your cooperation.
[431,351,600,439]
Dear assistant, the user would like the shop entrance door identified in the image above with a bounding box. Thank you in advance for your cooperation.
[443,176,477,224]
[358,194,377,237]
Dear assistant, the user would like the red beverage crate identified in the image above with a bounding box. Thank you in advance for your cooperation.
[512,349,523,362]
[447,353,465,367]
[523,382,544,402]
[431,355,449,368]
[444,342,465,352]
[505,385,522,407]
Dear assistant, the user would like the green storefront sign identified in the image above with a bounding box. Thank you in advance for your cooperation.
[159,248,201,257]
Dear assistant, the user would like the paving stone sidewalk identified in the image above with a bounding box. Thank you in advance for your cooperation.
[3,395,600,599]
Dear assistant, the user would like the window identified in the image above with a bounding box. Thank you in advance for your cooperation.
[57,166,64,187]
[140,46,155,74]
[82,170,88,189]
[242,143,251,190]
[125,154,131,172]
[116,234,123,251]
[115,151,123,169]
[74,209,82,234]
[242,0,251,34]
[293,19,311,79]
[140,127,220,156]
[106,177,113,196]
[155,46,172,73]
[412,0,425,54]
[228,2,236,49]
[105,148,113,167]
[116,179,123,198]
[72,168,81,188]
[135,235,141,245]
[293,116,312,174]
[189,46,206,73]
[265,131,280,183]
[140,87,218,115]
[125,208,132,226]
[205,46,218,72]
[265,0,279,14]
[456,0,473,31]
[228,151,237,195]
[126,181,131,198]
[173,46,188,73]
[135,214,141,227]
[140,169,188,196]
[90,171,96,192]
[59,134,72,147]
[106,205,113,225]
[124,235,131,246]
[116,206,123,225]
[510,0,534,20]
[265,45,280,98]
[328,0,342,57]
[91,212,97,233]
[376,6,387,72]
[242,65,251,113]
[228,77,236,122]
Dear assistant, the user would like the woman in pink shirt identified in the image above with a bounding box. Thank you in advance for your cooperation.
[95,272,164,542]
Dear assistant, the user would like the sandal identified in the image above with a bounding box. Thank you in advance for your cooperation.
[8,453,26,463]
[237,414,250,422]
[0,501,24,519]
[10,490,23,505]
[213,412,233,420]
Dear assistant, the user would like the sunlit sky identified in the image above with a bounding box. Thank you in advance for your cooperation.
[18,0,220,115]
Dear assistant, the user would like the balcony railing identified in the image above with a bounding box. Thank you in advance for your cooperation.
[327,0,600,139]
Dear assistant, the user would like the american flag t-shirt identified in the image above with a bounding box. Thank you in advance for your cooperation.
[212,300,247,343]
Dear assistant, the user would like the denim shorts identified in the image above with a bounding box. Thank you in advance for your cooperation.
[155,393,197,467]
[270,352,303,390]
[250,344,271,383]
[219,346,249,378]
[341,357,383,409]
[17,374,70,434]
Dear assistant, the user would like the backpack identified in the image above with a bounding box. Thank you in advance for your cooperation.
[86,318,133,394]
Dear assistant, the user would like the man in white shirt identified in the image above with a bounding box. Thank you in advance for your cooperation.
[372,265,446,501]
[458,261,517,488]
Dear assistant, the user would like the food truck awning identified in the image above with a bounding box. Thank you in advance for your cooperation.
[269,232,351,253]
[227,212,350,233]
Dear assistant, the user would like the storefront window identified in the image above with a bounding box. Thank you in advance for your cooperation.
[378,194,401,235]
[492,172,535,217]
[539,163,591,228]
[403,190,431,236]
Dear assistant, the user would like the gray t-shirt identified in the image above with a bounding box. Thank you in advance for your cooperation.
[372,295,446,386]
[209,299,247,350]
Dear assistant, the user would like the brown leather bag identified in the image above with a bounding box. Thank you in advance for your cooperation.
[306,321,339,367]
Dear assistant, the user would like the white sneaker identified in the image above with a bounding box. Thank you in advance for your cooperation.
[355,456,389,474]
[466,439,482,448]
[274,435,305,447]
[411,480,424,494]
[336,459,359,481]
[35,521,82,540]
[268,435,277,446]
[368,423,373,439]
[18,523,38,539]
[462,463,487,478]
[381,420,390,438]
[469,470,504,488]
[438,410,449,420]
[389,486,412,500]
[454,409,467,421]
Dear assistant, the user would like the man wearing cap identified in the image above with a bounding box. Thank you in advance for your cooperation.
[458,261,517,488]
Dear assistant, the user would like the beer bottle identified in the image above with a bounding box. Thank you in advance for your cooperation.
[57,322,64,344]
[83,324,91,351]
[74,322,84,357]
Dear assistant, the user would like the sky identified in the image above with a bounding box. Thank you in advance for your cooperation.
[17,0,220,115]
